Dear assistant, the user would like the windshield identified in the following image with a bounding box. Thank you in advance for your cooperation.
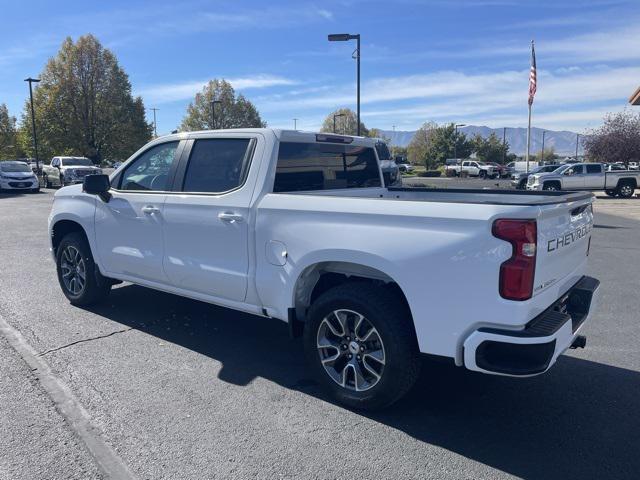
[0,162,31,173]
[374,142,392,161]
[63,157,93,166]
[553,164,572,174]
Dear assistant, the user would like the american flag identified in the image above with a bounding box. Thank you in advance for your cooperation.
[528,41,537,106]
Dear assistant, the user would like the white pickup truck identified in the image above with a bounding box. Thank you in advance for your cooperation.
[48,129,599,409]
[446,160,499,178]
[527,162,640,198]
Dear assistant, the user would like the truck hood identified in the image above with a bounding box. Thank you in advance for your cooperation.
[0,171,37,178]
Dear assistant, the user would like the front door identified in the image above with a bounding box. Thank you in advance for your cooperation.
[162,136,257,302]
[562,165,585,189]
[94,141,180,283]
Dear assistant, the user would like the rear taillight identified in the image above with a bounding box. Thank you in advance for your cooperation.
[492,219,537,301]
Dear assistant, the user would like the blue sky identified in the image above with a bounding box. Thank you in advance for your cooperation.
[1,0,639,135]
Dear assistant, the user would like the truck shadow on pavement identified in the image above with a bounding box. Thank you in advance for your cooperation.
[86,284,639,480]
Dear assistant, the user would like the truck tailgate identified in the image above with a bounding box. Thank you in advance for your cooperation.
[534,197,594,296]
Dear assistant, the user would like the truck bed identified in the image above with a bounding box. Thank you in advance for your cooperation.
[295,186,594,206]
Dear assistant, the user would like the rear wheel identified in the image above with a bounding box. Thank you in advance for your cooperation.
[304,282,421,410]
[616,182,635,198]
[56,232,111,306]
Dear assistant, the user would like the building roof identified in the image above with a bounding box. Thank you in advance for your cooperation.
[630,86,640,106]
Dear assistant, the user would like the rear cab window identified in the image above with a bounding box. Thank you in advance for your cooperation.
[273,142,381,193]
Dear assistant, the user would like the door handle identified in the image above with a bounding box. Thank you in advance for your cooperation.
[218,212,244,223]
[141,205,160,215]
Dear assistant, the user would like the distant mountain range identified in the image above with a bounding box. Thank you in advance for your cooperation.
[379,126,584,157]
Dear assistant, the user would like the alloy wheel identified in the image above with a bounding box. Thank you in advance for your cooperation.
[316,309,386,392]
[60,245,86,295]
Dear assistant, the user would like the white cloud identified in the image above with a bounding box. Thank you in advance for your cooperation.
[137,75,297,104]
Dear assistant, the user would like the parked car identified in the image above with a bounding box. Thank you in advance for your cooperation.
[49,129,600,410]
[42,156,102,188]
[373,139,399,186]
[0,160,40,193]
[395,158,414,173]
[605,163,627,171]
[527,163,640,197]
[511,164,562,189]
[447,160,499,178]
[628,162,638,170]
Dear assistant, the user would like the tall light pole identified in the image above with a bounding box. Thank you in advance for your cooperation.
[24,77,41,171]
[333,113,345,133]
[210,99,221,129]
[328,33,361,136]
[455,123,466,178]
[575,133,580,160]
[541,130,546,163]
[151,108,159,137]
[502,127,507,164]
[293,118,298,130]
[392,125,396,158]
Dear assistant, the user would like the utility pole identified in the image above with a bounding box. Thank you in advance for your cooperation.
[575,133,580,160]
[502,127,506,164]
[151,108,159,137]
[541,130,546,163]
[392,125,396,158]
[24,77,41,172]
[293,118,298,130]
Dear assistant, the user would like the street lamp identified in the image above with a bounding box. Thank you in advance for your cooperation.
[454,123,466,178]
[24,77,41,172]
[541,130,546,163]
[328,33,361,136]
[210,99,221,129]
[151,107,159,137]
[333,113,345,133]
[293,118,298,130]
[575,133,580,160]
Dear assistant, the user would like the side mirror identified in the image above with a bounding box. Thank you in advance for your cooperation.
[83,174,111,202]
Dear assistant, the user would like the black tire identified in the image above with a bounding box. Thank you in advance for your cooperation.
[543,182,560,191]
[31,187,40,193]
[616,181,635,198]
[604,189,617,197]
[479,170,487,179]
[56,232,111,306]
[304,282,421,410]
[518,179,527,190]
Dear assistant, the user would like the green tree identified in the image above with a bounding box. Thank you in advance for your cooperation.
[584,110,640,166]
[414,123,472,169]
[367,128,391,143]
[320,108,369,136]
[472,132,509,163]
[180,79,265,131]
[21,35,152,163]
[0,104,18,158]
[407,121,437,167]
[532,147,558,162]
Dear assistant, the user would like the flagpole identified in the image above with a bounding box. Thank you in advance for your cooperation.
[526,103,532,173]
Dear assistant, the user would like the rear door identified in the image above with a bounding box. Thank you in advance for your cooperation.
[584,164,604,189]
[161,134,260,302]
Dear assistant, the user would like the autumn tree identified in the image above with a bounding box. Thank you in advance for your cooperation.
[409,122,472,169]
[584,110,640,166]
[320,108,369,136]
[0,104,18,158]
[407,121,437,167]
[180,79,265,131]
[472,132,509,163]
[20,35,152,163]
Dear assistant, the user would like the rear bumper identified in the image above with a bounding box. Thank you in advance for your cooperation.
[463,276,599,376]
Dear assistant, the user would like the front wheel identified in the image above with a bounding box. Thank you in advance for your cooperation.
[56,232,111,306]
[543,183,559,191]
[304,283,421,410]
[479,170,487,179]
[605,189,617,197]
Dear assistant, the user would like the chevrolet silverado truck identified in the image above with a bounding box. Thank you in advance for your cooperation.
[42,156,102,188]
[527,162,640,198]
[446,160,499,178]
[48,129,599,409]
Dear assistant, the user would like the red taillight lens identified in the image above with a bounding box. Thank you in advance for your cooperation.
[492,219,537,301]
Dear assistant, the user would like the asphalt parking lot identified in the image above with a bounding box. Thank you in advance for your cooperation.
[1,187,639,480]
